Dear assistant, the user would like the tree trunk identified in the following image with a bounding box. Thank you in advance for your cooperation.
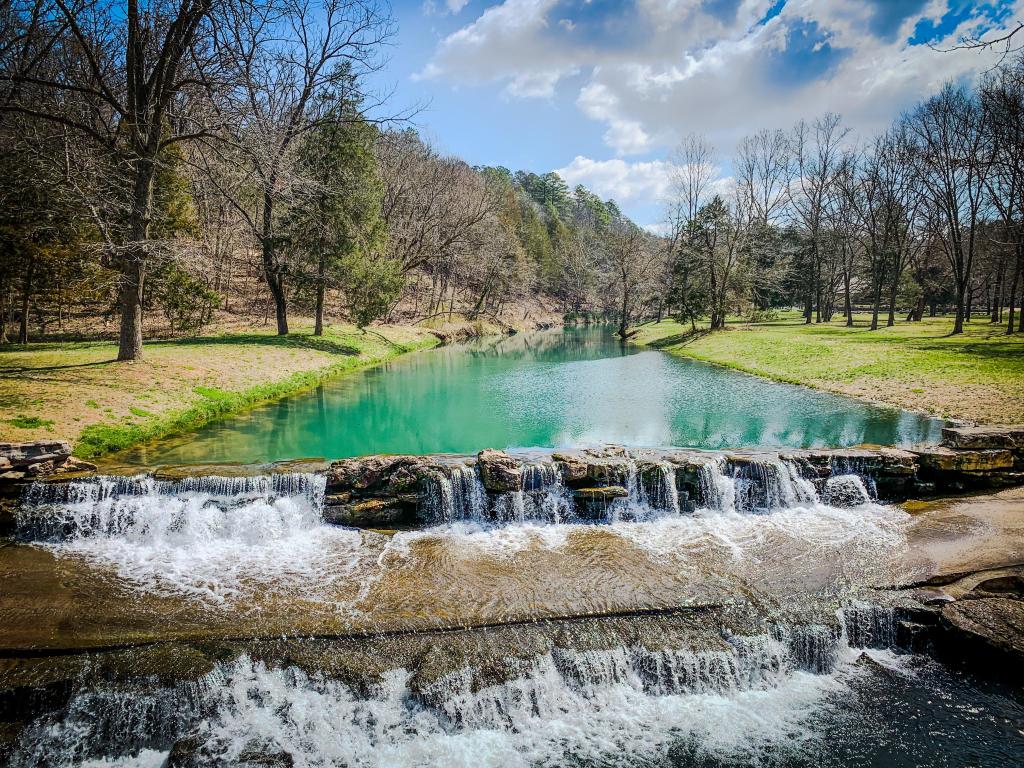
[1007,253,1021,336]
[886,281,898,327]
[617,273,630,338]
[912,295,925,322]
[314,253,326,336]
[0,272,7,344]
[952,283,965,335]
[117,156,157,361]
[843,270,853,327]
[261,192,288,336]
[870,282,881,331]
[18,260,34,344]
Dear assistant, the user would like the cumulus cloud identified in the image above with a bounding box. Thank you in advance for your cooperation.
[555,156,674,203]
[422,0,1024,152]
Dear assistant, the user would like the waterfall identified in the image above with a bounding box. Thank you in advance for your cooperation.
[696,456,817,513]
[830,457,879,499]
[697,457,737,512]
[421,464,487,524]
[8,619,854,768]
[15,472,348,602]
[840,603,898,650]
[822,474,873,507]
[17,473,326,541]
[640,461,681,515]
[9,667,223,768]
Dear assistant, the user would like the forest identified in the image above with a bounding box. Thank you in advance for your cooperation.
[1,0,1023,361]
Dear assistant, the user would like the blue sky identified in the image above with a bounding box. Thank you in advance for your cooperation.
[369,0,1019,227]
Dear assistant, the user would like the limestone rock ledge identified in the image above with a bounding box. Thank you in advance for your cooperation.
[0,441,95,480]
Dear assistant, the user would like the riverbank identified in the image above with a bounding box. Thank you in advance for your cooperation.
[0,324,438,459]
[630,314,1024,425]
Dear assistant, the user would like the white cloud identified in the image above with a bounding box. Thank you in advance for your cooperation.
[555,156,674,203]
[422,0,1024,153]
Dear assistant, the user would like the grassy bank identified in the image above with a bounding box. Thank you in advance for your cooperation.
[0,324,438,459]
[631,313,1024,425]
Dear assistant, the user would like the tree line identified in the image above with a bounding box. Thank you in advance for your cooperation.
[0,0,660,358]
[657,57,1024,338]
[2,0,1020,360]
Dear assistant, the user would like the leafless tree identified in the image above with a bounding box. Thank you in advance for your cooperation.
[1,0,220,359]
[787,113,849,323]
[903,83,993,334]
[198,0,394,335]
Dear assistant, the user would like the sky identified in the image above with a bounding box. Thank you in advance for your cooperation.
[369,0,1021,228]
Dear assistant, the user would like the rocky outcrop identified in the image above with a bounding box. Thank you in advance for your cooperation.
[0,441,95,481]
[476,449,522,492]
[314,431,1024,528]
[911,446,1015,473]
[940,598,1024,664]
[941,425,1024,451]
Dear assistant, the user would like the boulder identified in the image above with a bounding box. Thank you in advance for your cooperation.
[0,441,72,470]
[476,449,522,493]
[551,453,588,484]
[327,455,421,494]
[323,497,411,528]
[940,597,1024,661]
[584,459,629,485]
[910,446,1015,473]
[941,425,1024,451]
[25,456,96,477]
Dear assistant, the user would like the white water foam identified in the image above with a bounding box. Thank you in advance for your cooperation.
[21,474,366,604]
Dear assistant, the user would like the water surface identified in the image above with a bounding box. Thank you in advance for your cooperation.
[123,327,943,465]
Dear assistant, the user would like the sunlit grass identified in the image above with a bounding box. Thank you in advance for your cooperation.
[632,312,1024,424]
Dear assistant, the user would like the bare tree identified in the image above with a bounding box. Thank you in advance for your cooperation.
[904,84,992,334]
[787,113,849,323]
[1,0,219,359]
[202,0,394,335]
[377,131,495,281]
[981,58,1024,333]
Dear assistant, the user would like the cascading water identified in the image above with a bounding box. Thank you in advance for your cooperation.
[693,455,875,515]
[6,609,915,768]
[14,473,357,603]
[640,461,682,515]
[421,465,487,524]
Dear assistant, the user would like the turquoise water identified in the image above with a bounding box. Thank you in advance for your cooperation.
[123,327,944,465]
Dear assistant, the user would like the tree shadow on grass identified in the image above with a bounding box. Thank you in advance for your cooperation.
[645,328,712,349]
[0,358,116,376]
[153,333,363,357]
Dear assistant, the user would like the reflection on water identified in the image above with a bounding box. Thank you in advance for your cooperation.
[120,327,944,465]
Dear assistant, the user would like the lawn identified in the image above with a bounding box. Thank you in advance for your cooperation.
[0,324,437,459]
[631,313,1024,425]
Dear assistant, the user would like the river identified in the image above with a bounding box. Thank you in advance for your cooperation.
[120,327,943,466]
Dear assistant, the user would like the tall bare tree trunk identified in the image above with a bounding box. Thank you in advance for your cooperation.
[1007,251,1021,335]
[117,156,156,361]
[314,253,326,336]
[261,191,288,336]
[18,260,34,344]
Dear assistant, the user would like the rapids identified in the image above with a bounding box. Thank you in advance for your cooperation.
[5,454,1023,766]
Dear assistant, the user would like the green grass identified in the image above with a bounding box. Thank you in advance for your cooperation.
[631,312,1024,424]
[5,415,55,430]
[71,333,437,459]
[1,324,438,459]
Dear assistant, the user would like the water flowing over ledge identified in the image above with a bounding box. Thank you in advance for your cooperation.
[3,438,1024,766]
